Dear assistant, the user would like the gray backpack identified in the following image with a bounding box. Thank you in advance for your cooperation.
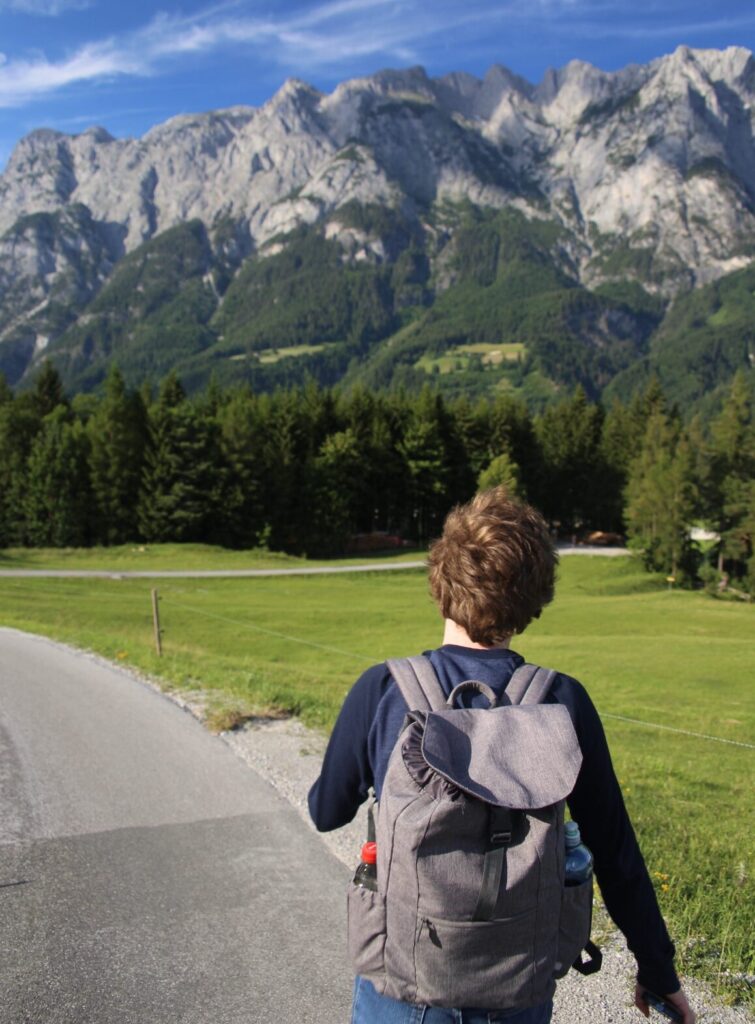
[347,655,600,1010]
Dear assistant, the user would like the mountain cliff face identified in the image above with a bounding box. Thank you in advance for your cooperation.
[1,45,754,399]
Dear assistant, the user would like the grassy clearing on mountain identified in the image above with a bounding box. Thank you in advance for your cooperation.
[416,341,526,375]
[0,554,752,1002]
[256,343,332,363]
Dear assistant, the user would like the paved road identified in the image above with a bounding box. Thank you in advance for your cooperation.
[0,548,629,580]
[0,628,352,1024]
[0,562,427,578]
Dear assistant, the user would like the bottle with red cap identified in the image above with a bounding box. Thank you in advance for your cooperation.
[353,841,378,891]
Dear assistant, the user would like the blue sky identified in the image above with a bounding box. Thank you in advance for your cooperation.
[0,0,753,167]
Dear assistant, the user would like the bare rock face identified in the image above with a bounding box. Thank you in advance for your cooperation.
[0,45,753,384]
[0,204,118,378]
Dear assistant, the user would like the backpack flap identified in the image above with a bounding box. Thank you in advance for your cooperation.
[420,704,582,809]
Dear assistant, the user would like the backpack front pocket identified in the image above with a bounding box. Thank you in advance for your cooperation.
[413,911,539,1008]
[347,883,387,978]
[554,878,593,978]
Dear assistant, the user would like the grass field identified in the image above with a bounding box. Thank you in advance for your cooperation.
[0,551,752,1003]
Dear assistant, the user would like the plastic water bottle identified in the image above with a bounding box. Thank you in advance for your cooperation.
[564,820,593,885]
[353,841,378,891]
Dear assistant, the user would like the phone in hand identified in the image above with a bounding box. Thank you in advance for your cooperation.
[642,990,683,1023]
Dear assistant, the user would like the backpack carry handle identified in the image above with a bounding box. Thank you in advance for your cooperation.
[446,680,499,708]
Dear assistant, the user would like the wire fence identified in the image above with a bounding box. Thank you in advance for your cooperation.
[164,597,755,751]
[3,577,753,751]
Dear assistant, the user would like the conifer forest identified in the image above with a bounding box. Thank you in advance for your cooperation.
[1,362,752,596]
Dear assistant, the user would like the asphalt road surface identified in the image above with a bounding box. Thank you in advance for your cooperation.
[0,628,352,1024]
[0,547,629,580]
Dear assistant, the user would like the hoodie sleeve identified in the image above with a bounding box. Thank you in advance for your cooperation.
[563,676,680,995]
[307,663,391,832]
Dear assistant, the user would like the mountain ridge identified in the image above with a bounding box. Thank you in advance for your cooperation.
[1,45,754,404]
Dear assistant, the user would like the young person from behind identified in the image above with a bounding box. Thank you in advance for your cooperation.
[309,488,695,1024]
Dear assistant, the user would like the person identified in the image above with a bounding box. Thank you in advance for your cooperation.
[308,488,696,1024]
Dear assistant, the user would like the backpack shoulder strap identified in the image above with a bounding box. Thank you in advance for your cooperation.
[386,655,448,712]
[504,663,557,705]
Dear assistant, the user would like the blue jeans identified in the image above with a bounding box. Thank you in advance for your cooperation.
[351,977,553,1024]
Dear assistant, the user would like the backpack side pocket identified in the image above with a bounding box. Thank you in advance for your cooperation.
[347,883,387,978]
[554,878,593,978]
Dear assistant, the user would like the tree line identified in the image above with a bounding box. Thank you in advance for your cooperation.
[0,363,752,594]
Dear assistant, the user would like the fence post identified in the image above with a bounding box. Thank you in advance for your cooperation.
[151,588,163,656]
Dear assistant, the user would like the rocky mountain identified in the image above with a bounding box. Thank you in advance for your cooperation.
[1,45,754,404]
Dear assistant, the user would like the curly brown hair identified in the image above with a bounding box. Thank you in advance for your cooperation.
[427,487,557,645]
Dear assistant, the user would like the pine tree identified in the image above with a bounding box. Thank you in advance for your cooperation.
[24,408,91,547]
[157,371,187,410]
[31,360,67,418]
[477,452,521,496]
[600,379,678,534]
[0,393,45,545]
[340,389,408,535]
[257,389,313,553]
[308,428,363,555]
[88,366,147,544]
[625,411,698,580]
[743,483,755,594]
[138,388,225,543]
[398,389,450,544]
[533,386,604,530]
[438,397,475,508]
[199,371,224,418]
[488,394,536,494]
[599,399,637,531]
[709,372,755,578]
[216,388,266,548]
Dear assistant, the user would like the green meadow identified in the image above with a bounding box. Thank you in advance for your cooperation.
[0,552,752,1004]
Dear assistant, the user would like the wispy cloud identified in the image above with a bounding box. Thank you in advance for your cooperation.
[23,105,168,129]
[0,0,91,14]
[0,0,750,110]
[0,0,439,107]
[603,15,755,39]
[139,0,439,68]
[0,40,145,108]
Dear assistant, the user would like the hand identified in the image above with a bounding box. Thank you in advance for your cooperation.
[635,983,696,1023]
